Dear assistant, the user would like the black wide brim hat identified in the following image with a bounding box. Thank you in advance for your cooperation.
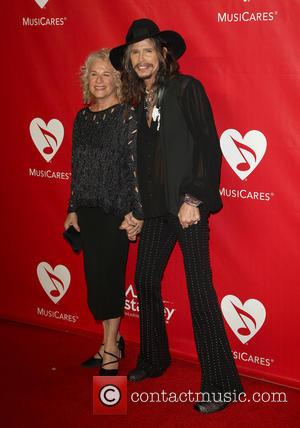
[109,18,186,70]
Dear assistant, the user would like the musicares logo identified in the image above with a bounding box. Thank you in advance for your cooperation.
[23,2,66,26]
[220,129,267,180]
[35,0,49,8]
[217,1,278,24]
[37,262,70,304]
[30,118,64,162]
[221,295,266,344]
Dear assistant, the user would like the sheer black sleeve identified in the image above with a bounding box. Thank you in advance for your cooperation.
[178,77,222,207]
[125,107,144,220]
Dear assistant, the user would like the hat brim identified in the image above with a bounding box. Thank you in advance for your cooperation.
[109,30,186,71]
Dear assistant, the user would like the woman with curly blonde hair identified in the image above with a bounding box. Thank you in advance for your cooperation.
[64,48,143,376]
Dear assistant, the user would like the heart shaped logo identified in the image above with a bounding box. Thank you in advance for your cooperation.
[221,295,266,344]
[37,262,70,304]
[30,118,64,162]
[35,0,49,8]
[220,129,267,180]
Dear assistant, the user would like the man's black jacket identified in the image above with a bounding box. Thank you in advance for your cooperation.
[136,73,223,215]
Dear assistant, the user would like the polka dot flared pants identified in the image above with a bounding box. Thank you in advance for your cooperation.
[134,211,243,398]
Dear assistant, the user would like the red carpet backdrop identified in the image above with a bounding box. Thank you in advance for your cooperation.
[1,0,299,389]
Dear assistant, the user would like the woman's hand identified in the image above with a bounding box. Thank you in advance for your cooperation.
[178,203,200,229]
[120,212,143,241]
[127,218,143,241]
[64,212,80,232]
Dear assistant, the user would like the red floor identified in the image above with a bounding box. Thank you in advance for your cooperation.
[1,319,299,428]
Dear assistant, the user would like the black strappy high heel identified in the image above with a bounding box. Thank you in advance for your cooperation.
[81,336,125,368]
[99,350,121,376]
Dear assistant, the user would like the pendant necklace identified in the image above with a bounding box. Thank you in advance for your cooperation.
[144,87,161,130]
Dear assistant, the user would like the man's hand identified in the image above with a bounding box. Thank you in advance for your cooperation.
[64,212,80,232]
[120,212,143,241]
[178,203,200,229]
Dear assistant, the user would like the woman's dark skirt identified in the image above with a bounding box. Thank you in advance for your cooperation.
[77,207,129,321]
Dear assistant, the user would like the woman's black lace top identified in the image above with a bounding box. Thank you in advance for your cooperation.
[68,104,143,219]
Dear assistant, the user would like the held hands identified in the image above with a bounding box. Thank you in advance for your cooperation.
[120,204,198,237]
[178,203,200,229]
[64,212,80,232]
[120,212,143,241]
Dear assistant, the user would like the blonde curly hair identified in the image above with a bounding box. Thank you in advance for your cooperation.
[80,48,122,104]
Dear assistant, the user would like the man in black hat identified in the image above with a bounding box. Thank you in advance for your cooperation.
[111,18,244,413]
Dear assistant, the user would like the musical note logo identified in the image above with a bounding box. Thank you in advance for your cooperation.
[37,262,70,304]
[231,302,256,336]
[44,268,65,298]
[220,129,267,180]
[37,124,58,155]
[221,295,266,344]
[30,118,64,162]
[231,138,257,171]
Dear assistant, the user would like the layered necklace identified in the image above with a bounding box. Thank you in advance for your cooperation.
[144,87,157,113]
[144,87,161,130]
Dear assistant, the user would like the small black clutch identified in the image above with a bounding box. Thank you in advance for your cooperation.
[63,226,82,253]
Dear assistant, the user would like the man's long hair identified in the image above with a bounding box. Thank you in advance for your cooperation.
[121,37,180,106]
